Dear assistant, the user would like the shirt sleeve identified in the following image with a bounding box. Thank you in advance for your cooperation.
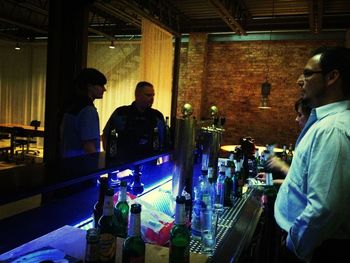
[286,126,350,261]
[77,106,100,142]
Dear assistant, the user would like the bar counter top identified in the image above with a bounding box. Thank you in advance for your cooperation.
[0,225,208,262]
[0,151,170,206]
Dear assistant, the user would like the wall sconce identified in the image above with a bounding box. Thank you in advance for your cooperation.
[109,40,115,49]
[259,81,271,109]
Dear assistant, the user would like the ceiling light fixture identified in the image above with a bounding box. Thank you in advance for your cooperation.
[109,40,115,49]
[259,0,275,110]
[14,42,21,51]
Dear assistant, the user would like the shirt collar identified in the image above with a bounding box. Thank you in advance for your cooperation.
[314,100,350,121]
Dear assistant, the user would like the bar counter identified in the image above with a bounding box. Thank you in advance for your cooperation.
[0,152,265,262]
[0,151,170,206]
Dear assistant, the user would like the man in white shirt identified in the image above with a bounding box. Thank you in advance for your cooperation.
[274,46,350,262]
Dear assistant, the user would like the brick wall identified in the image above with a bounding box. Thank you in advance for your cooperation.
[178,35,342,148]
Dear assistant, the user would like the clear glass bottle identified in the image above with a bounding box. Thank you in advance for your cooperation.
[191,186,203,240]
[200,170,212,209]
[98,188,119,263]
[207,166,216,208]
[214,163,225,213]
[234,159,244,198]
[224,162,233,207]
[200,197,216,254]
[122,203,145,263]
[169,196,190,263]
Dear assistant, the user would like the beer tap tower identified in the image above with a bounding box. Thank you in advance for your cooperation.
[198,105,225,179]
[172,103,196,201]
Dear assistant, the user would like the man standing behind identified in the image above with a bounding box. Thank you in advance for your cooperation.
[60,68,107,158]
[274,46,350,262]
[102,81,165,157]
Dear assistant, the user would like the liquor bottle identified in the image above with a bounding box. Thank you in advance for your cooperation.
[243,154,257,179]
[224,159,234,207]
[105,127,118,161]
[280,145,287,162]
[164,116,171,149]
[208,166,215,184]
[152,127,160,151]
[200,192,215,254]
[199,171,212,210]
[226,154,235,175]
[191,186,203,240]
[85,228,100,263]
[214,163,226,213]
[98,188,119,263]
[207,166,217,211]
[169,196,191,263]
[287,144,294,165]
[122,203,145,263]
[254,148,261,166]
[115,180,129,238]
[93,175,109,228]
[234,159,244,198]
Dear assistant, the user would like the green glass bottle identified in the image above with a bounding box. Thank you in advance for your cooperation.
[169,196,190,263]
[122,203,145,263]
[115,180,129,238]
[98,188,119,263]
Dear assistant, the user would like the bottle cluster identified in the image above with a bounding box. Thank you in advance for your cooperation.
[87,176,144,263]
[87,176,193,263]
[190,149,253,255]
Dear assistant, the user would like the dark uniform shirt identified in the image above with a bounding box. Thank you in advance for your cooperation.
[103,102,165,157]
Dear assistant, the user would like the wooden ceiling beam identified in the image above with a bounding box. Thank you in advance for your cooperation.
[309,0,324,33]
[115,0,181,36]
[93,2,141,28]
[0,31,27,42]
[209,0,247,35]
[0,16,46,34]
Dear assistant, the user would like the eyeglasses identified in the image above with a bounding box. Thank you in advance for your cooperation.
[303,69,323,78]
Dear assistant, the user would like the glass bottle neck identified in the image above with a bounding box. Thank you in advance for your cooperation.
[98,180,108,203]
[175,203,186,225]
[128,212,141,236]
[119,187,127,202]
[102,194,114,216]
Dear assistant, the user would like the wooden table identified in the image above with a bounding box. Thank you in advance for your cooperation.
[0,123,44,137]
[0,225,208,262]
[0,123,44,159]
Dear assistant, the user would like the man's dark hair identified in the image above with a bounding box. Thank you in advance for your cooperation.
[76,68,107,93]
[135,81,153,94]
[312,46,350,96]
[294,97,312,117]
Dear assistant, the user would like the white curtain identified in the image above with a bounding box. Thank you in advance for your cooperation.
[87,41,141,130]
[0,42,46,125]
[140,18,174,120]
[0,42,47,147]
